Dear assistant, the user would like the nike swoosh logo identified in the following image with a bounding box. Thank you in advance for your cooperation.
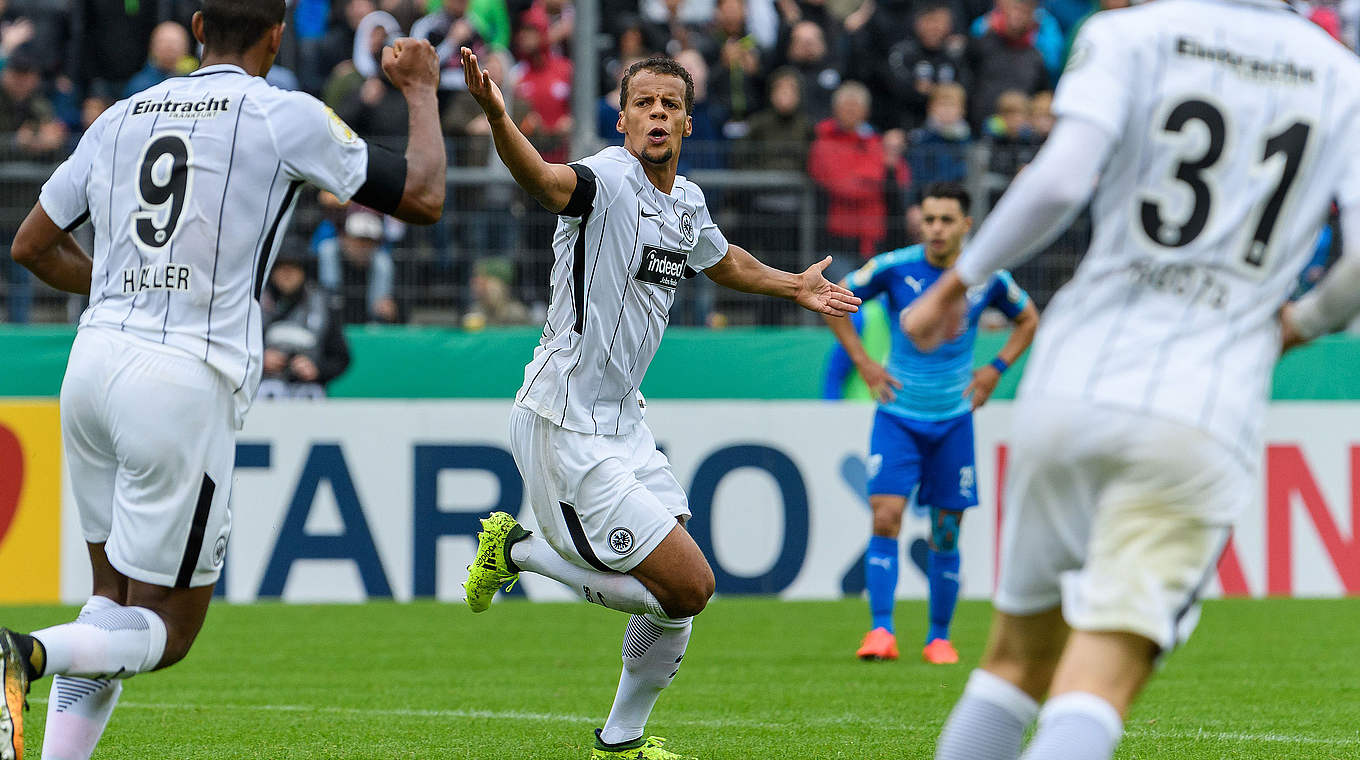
[640,210,659,218]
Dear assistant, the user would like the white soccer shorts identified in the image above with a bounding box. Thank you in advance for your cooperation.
[60,327,235,588]
[994,397,1252,651]
[508,403,688,574]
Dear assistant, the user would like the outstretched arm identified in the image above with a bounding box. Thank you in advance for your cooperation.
[704,247,861,317]
[461,47,578,213]
[11,203,92,295]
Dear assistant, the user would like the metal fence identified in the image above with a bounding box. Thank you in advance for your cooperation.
[0,138,1089,326]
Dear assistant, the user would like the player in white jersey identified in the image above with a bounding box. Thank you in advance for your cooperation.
[5,0,446,756]
[900,3,1360,759]
[457,50,860,758]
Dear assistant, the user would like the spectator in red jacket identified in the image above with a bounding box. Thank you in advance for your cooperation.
[808,81,908,265]
[513,5,573,162]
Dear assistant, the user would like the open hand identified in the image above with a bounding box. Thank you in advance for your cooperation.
[461,46,507,119]
[963,365,1000,410]
[795,257,861,317]
[381,37,439,94]
[858,359,902,403]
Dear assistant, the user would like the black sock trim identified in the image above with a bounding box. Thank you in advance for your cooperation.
[594,728,645,750]
[15,633,41,681]
[504,525,532,574]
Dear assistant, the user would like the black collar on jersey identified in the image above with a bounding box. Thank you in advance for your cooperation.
[190,64,250,77]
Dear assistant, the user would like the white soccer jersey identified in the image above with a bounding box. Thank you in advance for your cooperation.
[1017,0,1360,462]
[39,64,369,427]
[516,146,730,435]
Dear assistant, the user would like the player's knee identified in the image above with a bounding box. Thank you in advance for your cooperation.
[155,634,195,670]
[153,619,205,670]
[871,507,902,537]
[982,632,1064,696]
[929,508,963,553]
[661,572,713,618]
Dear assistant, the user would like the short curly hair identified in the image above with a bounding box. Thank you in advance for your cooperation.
[200,0,286,55]
[619,56,695,116]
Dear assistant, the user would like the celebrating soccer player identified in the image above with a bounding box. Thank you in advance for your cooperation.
[825,182,1037,665]
[5,2,445,757]
[457,48,859,759]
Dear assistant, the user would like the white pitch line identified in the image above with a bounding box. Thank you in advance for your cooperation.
[25,699,1360,746]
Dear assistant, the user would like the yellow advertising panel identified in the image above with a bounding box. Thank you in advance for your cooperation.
[0,401,61,603]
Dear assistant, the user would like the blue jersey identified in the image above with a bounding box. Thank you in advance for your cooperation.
[846,245,1029,422]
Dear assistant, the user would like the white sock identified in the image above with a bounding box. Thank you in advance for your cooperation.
[510,535,667,617]
[935,669,1040,760]
[33,604,167,679]
[1019,692,1123,760]
[598,614,692,746]
[40,595,125,760]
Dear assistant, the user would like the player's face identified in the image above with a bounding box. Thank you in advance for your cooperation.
[618,71,692,167]
[920,197,972,261]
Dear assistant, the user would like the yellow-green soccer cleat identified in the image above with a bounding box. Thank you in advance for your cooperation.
[0,629,30,760]
[463,512,531,613]
[590,730,693,759]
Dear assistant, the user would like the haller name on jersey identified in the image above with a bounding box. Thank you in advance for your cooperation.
[122,264,191,294]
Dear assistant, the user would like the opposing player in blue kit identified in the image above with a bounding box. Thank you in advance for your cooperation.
[825,182,1038,664]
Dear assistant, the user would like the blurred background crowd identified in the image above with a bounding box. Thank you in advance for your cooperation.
[0,0,1354,327]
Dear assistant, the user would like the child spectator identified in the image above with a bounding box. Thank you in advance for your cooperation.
[906,82,971,238]
[985,89,1040,198]
[462,257,532,328]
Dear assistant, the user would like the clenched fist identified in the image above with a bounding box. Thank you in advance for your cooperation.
[382,37,439,94]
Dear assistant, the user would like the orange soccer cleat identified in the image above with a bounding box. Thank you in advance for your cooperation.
[856,627,899,661]
[922,638,960,665]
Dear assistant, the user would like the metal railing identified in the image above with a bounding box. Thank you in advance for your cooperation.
[0,138,1089,326]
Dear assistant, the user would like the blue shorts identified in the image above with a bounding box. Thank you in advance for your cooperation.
[866,409,978,511]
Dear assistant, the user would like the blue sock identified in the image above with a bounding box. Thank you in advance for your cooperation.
[926,549,961,643]
[865,536,898,633]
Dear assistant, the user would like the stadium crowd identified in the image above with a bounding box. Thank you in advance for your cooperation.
[0,0,1355,324]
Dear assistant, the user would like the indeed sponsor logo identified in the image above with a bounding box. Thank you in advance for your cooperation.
[635,245,688,290]
[647,252,686,279]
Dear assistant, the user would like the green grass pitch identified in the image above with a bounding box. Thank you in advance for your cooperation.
[0,598,1355,759]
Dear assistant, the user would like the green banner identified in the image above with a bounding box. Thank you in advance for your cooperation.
[1,325,1355,400]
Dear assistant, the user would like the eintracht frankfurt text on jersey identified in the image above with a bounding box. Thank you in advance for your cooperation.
[516,147,729,436]
[38,65,370,427]
[1017,0,1360,462]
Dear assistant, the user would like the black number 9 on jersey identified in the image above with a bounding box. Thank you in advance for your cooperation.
[132,133,193,250]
